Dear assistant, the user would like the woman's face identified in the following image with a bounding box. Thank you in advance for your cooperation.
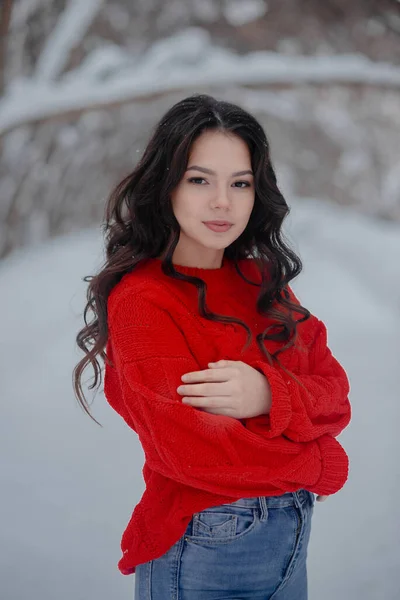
[170,129,255,268]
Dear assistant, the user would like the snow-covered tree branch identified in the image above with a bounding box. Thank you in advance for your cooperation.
[34,0,104,82]
[1,27,400,136]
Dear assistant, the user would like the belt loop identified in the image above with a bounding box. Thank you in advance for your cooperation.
[293,489,303,507]
[258,496,268,521]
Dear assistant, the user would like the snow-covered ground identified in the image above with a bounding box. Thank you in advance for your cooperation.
[1,197,399,600]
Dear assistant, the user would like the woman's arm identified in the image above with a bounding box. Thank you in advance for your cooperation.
[105,287,349,497]
[242,287,351,442]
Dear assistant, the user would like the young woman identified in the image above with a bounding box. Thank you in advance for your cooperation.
[74,94,351,599]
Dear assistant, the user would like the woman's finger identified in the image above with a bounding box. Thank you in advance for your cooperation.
[181,396,230,408]
[178,381,231,397]
[181,367,233,383]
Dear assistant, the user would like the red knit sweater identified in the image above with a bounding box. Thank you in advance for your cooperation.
[104,256,351,575]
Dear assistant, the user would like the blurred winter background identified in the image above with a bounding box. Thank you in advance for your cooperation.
[1,1,400,599]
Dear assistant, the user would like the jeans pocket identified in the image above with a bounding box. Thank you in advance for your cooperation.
[187,506,257,545]
[193,512,237,538]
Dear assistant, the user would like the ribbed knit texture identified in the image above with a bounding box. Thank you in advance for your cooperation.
[104,257,351,575]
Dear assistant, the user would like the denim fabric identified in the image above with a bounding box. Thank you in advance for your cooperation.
[134,489,315,599]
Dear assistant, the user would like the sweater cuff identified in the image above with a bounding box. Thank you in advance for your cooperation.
[307,435,349,496]
[252,360,292,437]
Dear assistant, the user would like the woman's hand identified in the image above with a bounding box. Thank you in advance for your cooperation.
[177,359,272,419]
[178,361,330,502]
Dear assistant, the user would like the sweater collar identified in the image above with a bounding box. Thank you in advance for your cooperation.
[150,256,236,285]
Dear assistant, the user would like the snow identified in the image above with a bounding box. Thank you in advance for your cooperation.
[1,26,400,135]
[34,0,105,82]
[382,162,400,211]
[1,197,399,599]
[104,4,131,32]
[61,44,130,83]
[10,0,42,29]
[191,0,220,23]
[223,0,268,27]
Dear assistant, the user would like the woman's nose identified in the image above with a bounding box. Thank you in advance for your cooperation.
[211,186,231,209]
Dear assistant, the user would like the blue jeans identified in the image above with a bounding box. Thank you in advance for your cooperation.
[134,489,315,599]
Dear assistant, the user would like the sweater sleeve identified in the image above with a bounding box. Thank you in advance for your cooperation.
[243,288,351,443]
[105,288,349,497]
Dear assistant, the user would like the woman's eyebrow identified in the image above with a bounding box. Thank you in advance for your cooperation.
[186,165,253,177]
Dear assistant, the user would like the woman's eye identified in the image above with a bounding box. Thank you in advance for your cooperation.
[233,181,251,188]
[188,178,251,187]
[188,177,207,185]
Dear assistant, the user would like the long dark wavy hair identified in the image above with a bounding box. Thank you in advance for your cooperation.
[73,93,310,424]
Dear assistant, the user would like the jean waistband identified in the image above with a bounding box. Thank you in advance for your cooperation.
[220,489,311,509]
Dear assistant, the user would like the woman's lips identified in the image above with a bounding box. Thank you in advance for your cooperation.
[203,222,233,232]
